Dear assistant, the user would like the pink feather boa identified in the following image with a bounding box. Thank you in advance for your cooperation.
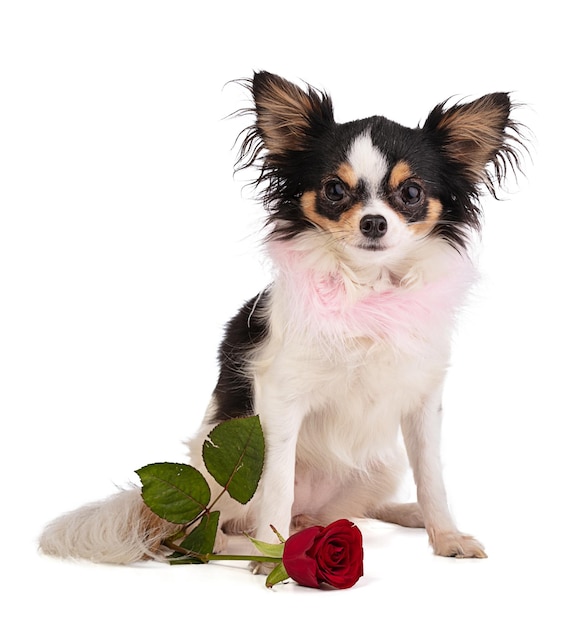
[268,241,477,350]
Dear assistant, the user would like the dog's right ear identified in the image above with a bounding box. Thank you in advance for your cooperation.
[251,71,334,157]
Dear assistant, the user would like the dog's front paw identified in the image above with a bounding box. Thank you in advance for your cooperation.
[431,531,487,558]
[250,560,276,576]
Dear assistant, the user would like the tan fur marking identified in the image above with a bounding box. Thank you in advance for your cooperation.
[436,97,508,181]
[301,191,337,232]
[301,190,363,234]
[389,161,413,189]
[337,163,359,188]
[409,198,443,236]
[338,203,365,233]
[257,79,317,154]
[301,190,321,224]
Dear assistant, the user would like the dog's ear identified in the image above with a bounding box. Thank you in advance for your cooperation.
[251,71,334,156]
[423,93,522,191]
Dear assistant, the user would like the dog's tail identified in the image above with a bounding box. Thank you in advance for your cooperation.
[39,488,179,564]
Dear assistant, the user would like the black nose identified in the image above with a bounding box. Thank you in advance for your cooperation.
[360,214,387,239]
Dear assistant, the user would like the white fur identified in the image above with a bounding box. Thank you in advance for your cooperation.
[347,133,388,190]
[39,489,179,563]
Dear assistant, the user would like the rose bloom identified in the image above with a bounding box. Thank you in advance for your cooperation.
[282,519,364,589]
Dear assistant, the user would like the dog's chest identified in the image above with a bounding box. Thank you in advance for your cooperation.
[289,337,439,473]
[259,276,455,472]
[281,331,444,415]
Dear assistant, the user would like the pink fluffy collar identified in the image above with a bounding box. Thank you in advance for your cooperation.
[268,241,476,348]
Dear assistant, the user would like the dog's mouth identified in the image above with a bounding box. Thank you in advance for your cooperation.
[355,241,387,252]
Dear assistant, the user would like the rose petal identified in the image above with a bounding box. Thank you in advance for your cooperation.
[282,525,323,588]
[311,520,364,589]
[282,520,364,590]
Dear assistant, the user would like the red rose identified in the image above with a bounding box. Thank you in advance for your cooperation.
[282,519,364,589]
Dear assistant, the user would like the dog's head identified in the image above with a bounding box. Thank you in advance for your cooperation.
[237,71,524,270]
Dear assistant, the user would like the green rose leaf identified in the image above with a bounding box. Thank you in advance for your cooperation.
[136,463,210,524]
[265,563,290,588]
[169,511,221,564]
[202,415,264,505]
[246,535,284,559]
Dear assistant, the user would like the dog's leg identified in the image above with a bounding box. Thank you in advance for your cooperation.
[373,502,425,528]
[250,384,307,573]
[401,392,487,558]
[254,409,303,542]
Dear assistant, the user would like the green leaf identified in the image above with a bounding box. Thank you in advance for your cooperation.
[180,511,220,554]
[265,563,290,588]
[136,463,210,524]
[169,511,221,564]
[246,535,284,559]
[202,415,265,505]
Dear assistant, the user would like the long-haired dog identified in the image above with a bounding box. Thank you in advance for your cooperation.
[40,71,524,565]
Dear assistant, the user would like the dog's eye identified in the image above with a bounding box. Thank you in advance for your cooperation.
[323,179,348,203]
[399,182,424,206]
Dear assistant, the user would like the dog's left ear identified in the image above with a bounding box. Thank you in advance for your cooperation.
[423,93,521,190]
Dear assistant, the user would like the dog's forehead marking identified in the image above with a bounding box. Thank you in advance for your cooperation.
[346,132,388,193]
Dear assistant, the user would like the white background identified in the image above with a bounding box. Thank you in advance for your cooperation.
[1,1,560,624]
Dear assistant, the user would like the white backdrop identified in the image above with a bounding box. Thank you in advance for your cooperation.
[1,1,560,624]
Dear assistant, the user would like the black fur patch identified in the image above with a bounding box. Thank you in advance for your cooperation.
[209,290,270,422]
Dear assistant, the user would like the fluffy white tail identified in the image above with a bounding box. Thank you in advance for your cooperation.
[39,488,179,564]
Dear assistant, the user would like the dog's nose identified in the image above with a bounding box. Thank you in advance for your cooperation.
[360,214,387,239]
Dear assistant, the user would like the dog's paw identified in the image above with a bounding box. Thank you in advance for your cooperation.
[373,502,425,528]
[290,513,323,533]
[431,531,487,558]
[250,560,276,576]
